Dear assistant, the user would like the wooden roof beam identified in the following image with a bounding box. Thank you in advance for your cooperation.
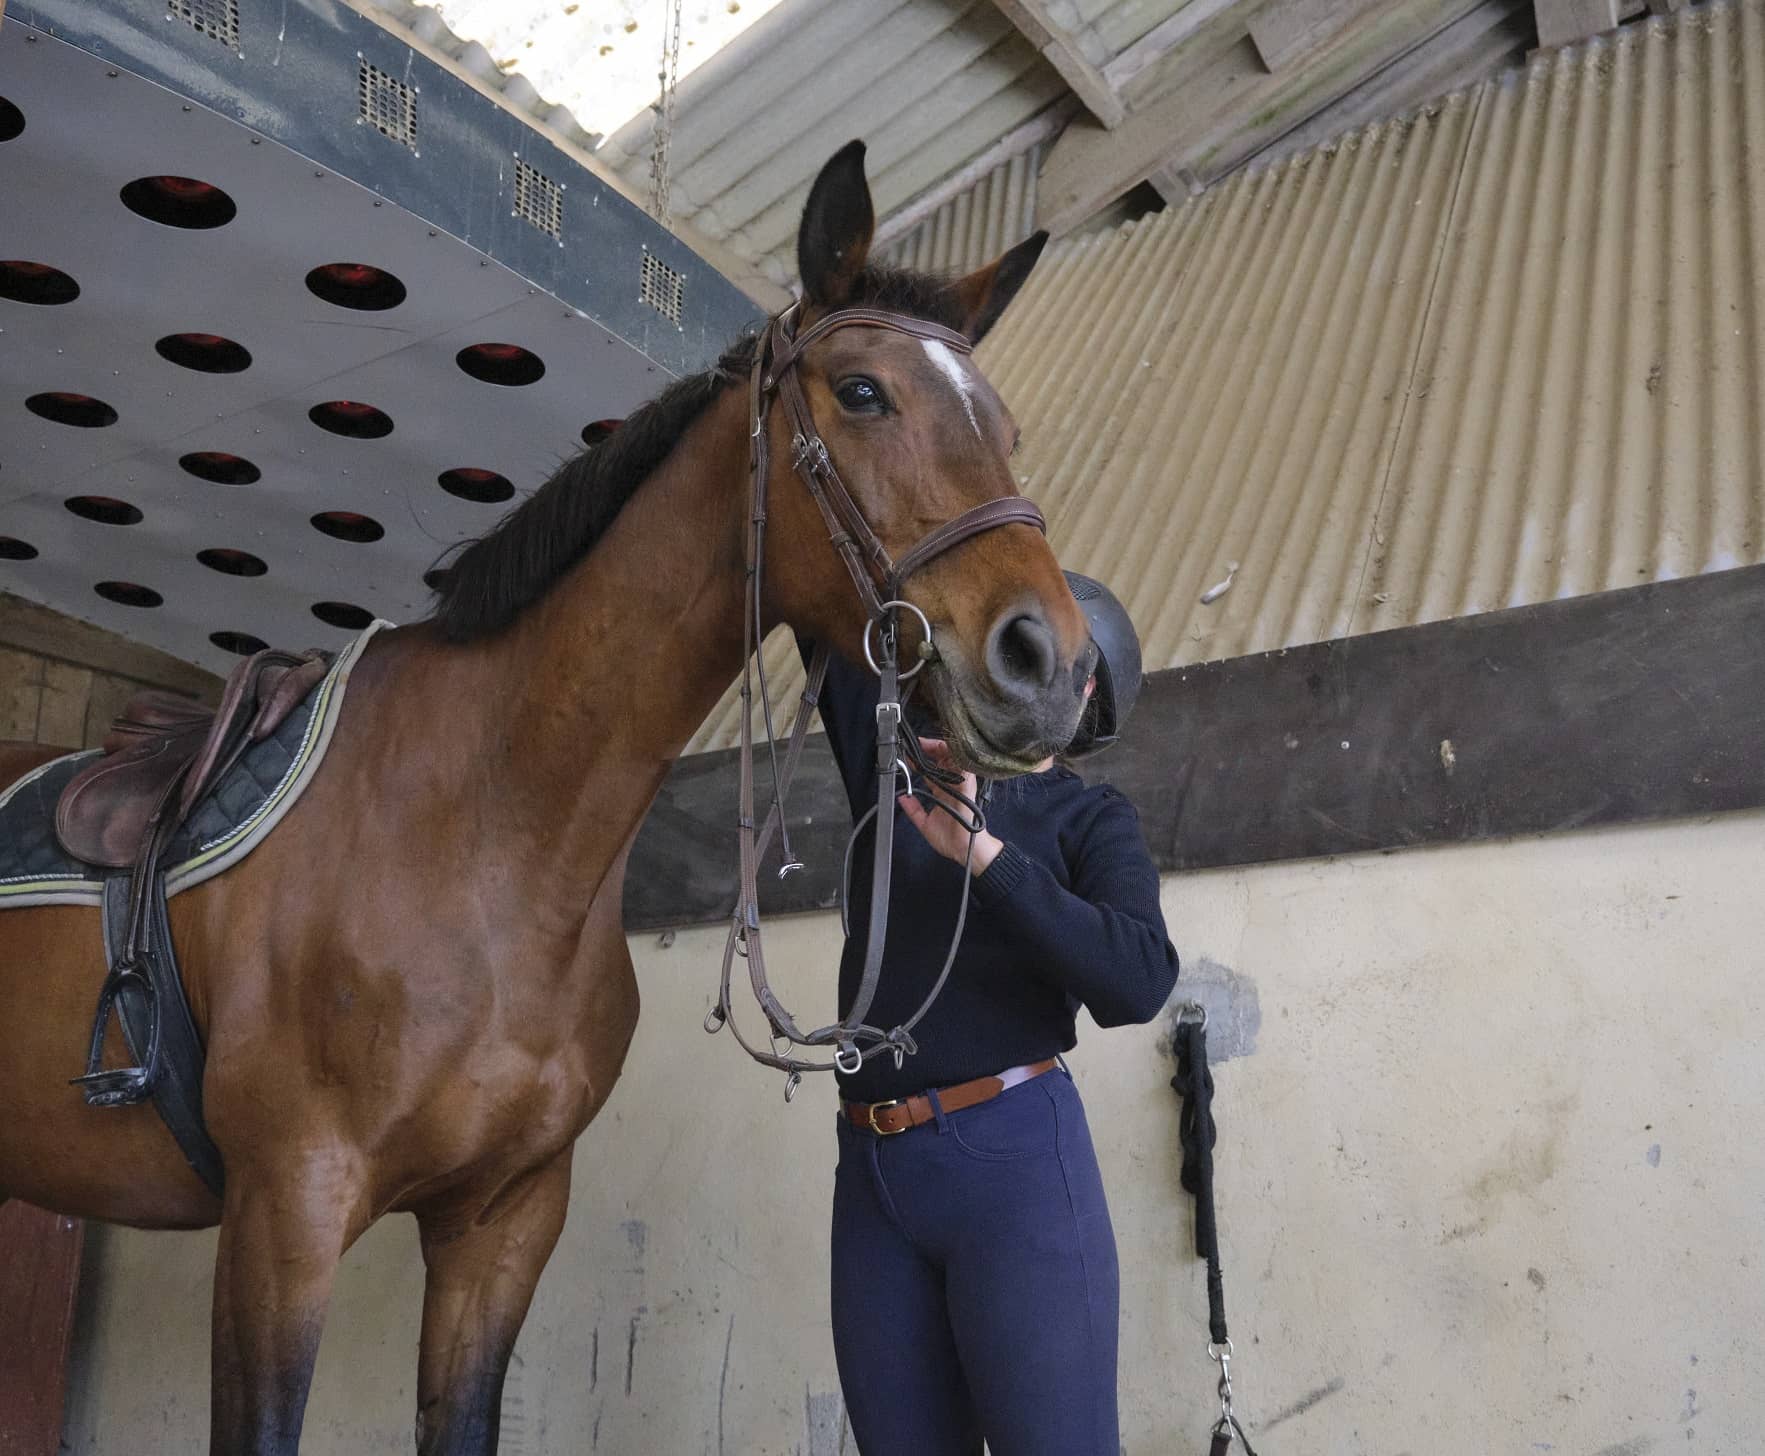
[1249,0,1387,73]
[1533,0,1620,48]
[1101,0,1256,99]
[1036,0,1488,236]
[988,0,1127,128]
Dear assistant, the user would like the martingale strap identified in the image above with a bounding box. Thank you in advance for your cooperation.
[707,304,1046,1088]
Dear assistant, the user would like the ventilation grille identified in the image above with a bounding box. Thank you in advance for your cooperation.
[169,0,239,48]
[358,60,417,149]
[514,158,563,240]
[640,252,684,324]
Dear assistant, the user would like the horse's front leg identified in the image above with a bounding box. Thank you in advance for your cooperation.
[210,1144,368,1454]
[413,1149,574,1456]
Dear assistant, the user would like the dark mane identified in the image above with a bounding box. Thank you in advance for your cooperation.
[430,264,968,641]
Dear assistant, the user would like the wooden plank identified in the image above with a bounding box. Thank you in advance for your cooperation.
[1102,0,1254,97]
[1534,0,1620,47]
[0,594,220,703]
[0,1204,84,1456]
[988,0,1127,127]
[1249,0,1382,72]
[1209,0,1533,185]
[624,565,1765,929]
[1036,0,1483,234]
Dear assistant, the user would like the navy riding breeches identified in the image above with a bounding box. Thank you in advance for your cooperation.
[830,1067,1121,1455]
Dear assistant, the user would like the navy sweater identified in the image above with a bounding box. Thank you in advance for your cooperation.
[810,645,1180,1103]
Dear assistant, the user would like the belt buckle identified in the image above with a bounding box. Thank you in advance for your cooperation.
[867,1099,905,1136]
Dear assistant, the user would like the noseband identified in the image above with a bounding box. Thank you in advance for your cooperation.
[704,304,1047,1090]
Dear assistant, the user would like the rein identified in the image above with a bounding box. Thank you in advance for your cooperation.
[703,304,1046,1092]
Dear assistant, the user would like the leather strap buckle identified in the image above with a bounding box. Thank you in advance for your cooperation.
[867,1099,906,1135]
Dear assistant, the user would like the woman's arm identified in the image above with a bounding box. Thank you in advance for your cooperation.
[972,791,1179,1026]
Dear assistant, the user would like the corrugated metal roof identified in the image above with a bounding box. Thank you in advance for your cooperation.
[686,0,1763,752]
[407,1,790,141]
[876,140,1047,274]
[594,0,1068,288]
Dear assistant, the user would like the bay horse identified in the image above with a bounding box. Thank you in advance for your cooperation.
[0,142,1092,1454]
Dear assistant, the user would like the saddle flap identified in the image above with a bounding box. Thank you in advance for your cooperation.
[55,729,207,868]
[102,691,214,754]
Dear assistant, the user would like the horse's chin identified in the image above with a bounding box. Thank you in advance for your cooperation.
[931,673,1051,779]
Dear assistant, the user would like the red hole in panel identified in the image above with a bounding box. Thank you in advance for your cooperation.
[156,332,253,373]
[304,263,407,311]
[95,581,162,608]
[309,400,394,439]
[65,496,142,526]
[197,547,268,577]
[120,175,237,229]
[180,452,261,485]
[311,511,385,543]
[312,601,374,631]
[210,630,269,655]
[456,343,545,387]
[438,468,515,504]
[0,260,78,305]
[28,393,118,428]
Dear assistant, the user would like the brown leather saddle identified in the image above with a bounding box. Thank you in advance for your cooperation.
[57,647,329,1197]
[57,648,328,868]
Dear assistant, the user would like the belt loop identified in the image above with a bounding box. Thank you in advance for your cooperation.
[927,1086,950,1134]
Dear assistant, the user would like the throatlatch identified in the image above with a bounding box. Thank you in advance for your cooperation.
[702,302,1046,1092]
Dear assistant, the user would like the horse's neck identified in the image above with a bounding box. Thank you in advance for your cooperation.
[454,392,750,910]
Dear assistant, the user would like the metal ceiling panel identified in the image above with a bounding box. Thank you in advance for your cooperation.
[0,2,758,674]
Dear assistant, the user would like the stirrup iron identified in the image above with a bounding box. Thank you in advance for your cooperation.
[71,958,163,1107]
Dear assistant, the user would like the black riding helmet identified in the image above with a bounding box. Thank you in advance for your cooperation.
[1062,571,1143,759]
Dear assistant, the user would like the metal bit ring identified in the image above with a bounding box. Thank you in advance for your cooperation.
[863,600,933,680]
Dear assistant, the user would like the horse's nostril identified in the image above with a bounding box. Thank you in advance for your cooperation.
[990,612,1058,693]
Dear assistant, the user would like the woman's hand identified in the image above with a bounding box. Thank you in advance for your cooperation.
[898,738,1003,875]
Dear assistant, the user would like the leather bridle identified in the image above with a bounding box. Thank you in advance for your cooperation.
[703,303,1047,1091]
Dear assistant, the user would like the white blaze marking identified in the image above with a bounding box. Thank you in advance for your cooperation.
[922,338,982,440]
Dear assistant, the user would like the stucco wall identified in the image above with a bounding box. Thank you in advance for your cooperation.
[61,806,1765,1452]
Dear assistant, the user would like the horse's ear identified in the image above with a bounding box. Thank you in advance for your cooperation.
[798,141,875,308]
[948,231,1049,344]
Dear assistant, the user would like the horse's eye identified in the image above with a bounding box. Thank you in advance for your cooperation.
[835,377,887,412]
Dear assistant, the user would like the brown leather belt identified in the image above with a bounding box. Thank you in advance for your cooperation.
[842,1059,1058,1137]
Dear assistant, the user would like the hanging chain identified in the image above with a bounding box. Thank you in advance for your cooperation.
[648,0,684,224]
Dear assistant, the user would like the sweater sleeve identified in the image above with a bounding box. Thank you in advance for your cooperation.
[969,789,1180,1027]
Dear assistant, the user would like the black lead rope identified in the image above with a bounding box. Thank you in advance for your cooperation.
[1172,1008,1261,1455]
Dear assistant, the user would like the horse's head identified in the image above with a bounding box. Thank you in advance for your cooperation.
[761,142,1095,776]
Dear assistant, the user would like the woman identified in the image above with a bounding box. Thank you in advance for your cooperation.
[811,572,1179,1456]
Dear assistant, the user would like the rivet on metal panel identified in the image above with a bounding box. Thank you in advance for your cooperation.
[250,137,261,145]
[107,70,118,78]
